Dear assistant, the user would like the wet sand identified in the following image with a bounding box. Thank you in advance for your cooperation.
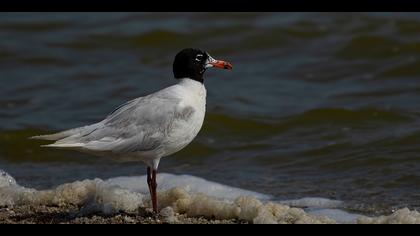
[3,201,420,224]
[0,205,246,224]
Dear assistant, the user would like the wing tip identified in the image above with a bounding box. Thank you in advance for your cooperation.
[41,143,85,148]
[29,134,59,141]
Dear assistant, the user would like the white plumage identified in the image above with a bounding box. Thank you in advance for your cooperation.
[32,78,206,170]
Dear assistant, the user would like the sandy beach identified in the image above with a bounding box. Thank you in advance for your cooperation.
[0,205,246,224]
[3,204,420,224]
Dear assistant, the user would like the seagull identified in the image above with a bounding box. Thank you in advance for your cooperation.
[31,48,233,213]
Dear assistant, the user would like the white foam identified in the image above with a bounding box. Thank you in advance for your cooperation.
[0,173,143,213]
[357,208,420,224]
[106,174,271,201]
[1,169,420,224]
[279,197,362,223]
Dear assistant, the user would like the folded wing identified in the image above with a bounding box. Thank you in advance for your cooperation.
[32,91,188,156]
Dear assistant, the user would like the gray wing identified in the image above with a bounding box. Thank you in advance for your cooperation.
[42,92,194,155]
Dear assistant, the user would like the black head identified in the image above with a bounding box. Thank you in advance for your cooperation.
[173,48,233,83]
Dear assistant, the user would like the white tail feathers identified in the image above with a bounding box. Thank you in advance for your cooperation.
[30,125,97,141]
[41,143,85,148]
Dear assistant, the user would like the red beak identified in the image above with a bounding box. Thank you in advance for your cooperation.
[209,60,233,70]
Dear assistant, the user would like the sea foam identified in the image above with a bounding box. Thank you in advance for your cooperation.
[1,169,419,224]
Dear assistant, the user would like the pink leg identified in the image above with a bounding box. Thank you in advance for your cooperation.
[151,169,158,213]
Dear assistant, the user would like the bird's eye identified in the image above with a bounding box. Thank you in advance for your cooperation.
[195,54,203,62]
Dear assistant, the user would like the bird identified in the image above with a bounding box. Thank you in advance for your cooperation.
[31,48,233,213]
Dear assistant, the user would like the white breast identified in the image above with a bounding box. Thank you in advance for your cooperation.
[160,79,207,157]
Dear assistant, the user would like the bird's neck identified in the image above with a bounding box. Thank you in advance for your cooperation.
[178,78,206,88]
[177,78,207,100]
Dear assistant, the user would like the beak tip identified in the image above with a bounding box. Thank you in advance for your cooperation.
[209,60,233,70]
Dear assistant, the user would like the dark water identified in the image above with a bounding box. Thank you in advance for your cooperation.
[1,12,420,215]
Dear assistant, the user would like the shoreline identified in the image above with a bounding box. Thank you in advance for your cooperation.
[0,205,246,224]
[2,200,420,224]
[0,205,248,224]
[3,171,420,224]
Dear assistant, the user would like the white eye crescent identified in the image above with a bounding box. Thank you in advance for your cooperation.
[195,54,203,62]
